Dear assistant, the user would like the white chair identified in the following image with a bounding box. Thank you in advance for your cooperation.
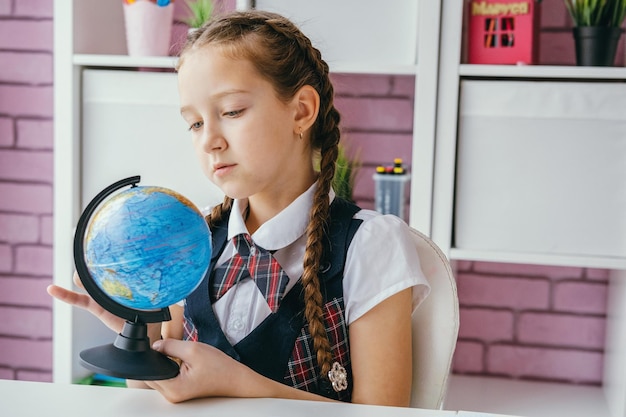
[408,228,460,409]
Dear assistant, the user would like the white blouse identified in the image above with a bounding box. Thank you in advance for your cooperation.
[198,184,430,345]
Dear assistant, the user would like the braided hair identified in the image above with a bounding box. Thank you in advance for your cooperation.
[177,11,342,383]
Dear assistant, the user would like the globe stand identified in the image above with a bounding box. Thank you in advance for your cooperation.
[74,176,180,381]
[79,321,179,380]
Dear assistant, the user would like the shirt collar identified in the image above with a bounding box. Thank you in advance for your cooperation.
[227,184,335,251]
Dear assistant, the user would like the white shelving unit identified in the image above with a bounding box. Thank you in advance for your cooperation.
[433,1,626,271]
[436,1,626,417]
[52,0,441,385]
[446,374,612,417]
[459,63,626,79]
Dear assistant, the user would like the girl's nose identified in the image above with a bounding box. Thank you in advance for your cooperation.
[200,121,225,152]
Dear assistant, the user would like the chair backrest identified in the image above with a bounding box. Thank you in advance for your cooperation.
[408,228,460,409]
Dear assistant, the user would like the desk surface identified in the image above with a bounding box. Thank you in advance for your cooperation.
[0,379,512,417]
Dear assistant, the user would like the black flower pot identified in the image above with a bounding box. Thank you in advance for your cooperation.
[573,26,622,67]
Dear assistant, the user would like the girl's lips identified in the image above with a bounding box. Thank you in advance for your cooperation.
[214,163,235,177]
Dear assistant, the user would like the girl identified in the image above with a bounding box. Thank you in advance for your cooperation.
[48,10,429,407]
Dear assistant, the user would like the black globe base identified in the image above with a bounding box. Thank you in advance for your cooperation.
[79,321,179,381]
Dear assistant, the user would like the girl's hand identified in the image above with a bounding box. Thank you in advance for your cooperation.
[145,339,245,402]
[47,271,126,334]
[145,339,329,403]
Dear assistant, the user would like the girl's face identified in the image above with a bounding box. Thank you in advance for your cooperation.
[177,45,314,203]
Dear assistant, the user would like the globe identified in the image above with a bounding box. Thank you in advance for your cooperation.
[73,176,212,380]
[83,185,212,311]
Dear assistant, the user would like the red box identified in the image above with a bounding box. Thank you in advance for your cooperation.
[467,0,540,65]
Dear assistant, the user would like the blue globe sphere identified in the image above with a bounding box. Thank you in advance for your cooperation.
[83,186,211,311]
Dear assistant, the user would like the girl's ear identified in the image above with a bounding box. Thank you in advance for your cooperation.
[293,85,320,135]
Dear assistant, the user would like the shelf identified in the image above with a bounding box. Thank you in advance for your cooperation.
[73,54,178,69]
[459,64,626,80]
[73,54,418,75]
[328,63,418,75]
[450,248,626,270]
[445,375,611,417]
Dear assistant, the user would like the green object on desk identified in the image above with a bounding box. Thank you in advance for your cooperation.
[77,373,127,388]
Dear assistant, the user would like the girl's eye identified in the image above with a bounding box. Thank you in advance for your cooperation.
[223,109,243,118]
[188,121,203,131]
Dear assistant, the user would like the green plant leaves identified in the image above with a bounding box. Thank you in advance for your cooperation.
[332,143,361,203]
[183,0,214,29]
[564,0,626,27]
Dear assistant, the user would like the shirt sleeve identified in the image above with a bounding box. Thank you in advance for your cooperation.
[342,211,430,325]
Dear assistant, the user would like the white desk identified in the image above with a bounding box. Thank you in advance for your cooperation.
[0,379,514,417]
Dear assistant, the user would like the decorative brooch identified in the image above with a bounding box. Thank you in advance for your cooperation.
[328,361,348,392]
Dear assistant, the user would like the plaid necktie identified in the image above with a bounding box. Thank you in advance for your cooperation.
[211,233,289,312]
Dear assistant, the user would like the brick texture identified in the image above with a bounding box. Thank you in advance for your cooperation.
[554,281,608,314]
[0,150,53,182]
[0,277,52,308]
[0,213,39,243]
[0,338,52,369]
[453,341,485,373]
[14,0,53,18]
[0,0,11,15]
[0,1,612,387]
[0,20,53,51]
[456,274,551,310]
[0,243,12,272]
[336,96,414,132]
[0,306,52,338]
[458,308,514,342]
[453,262,608,385]
[0,183,53,214]
[0,52,53,84]
[0,85,53,117]
[0,7,53,382]
[40,215,53,246]
[15,245,53,276]
[473,261,583,280]
[0,117,14,146]
[16,119,53,149]
[517,312,605,349]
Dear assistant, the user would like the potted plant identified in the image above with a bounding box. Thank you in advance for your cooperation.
[182,0,214,32]
[332,143,361,203]
[563,0,626,66]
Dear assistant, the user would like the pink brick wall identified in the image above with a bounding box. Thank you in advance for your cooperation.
[0,0,613,387]
[453,262,608,384]
[0,0,54,381]
[332,73,415,210]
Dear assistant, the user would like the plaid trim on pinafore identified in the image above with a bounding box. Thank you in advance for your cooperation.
[284,297,351,402]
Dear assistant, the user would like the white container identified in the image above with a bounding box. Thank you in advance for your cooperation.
[123,0,174,56]
[455,80,626,258]
[374,173,410,220]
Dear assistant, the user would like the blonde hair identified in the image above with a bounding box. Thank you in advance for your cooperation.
[178,10,342,381]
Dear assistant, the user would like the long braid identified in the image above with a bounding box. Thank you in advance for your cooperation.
[264,15,343,382]
[301,143,339,380]
[178,10,342,384]
[299,44,342,382]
